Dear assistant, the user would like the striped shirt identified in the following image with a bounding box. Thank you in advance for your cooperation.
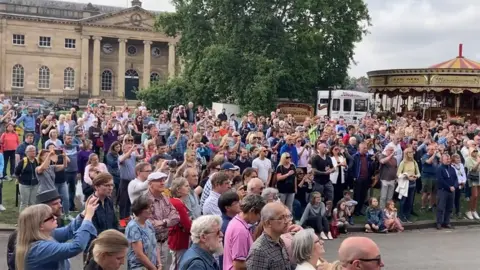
[202,190,222,216]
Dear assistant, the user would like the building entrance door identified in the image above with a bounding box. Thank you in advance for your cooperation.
[125,69,139,100]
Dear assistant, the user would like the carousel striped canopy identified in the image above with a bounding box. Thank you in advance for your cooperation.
[429,44,480,69]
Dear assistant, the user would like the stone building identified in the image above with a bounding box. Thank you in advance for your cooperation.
[0,0,177,102]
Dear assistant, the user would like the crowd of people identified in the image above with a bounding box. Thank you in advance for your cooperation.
[1,95,477,269]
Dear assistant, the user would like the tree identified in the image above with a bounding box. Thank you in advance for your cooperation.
[151,0,371,114]
[136,77,190,110]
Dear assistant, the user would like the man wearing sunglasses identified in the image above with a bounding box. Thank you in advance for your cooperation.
[338,236,384,269]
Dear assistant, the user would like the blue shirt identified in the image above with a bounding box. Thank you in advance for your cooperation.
[126,219,158,269]
[15,142,35,159]
[15,113,36,131]
[167,134,188,160]
[179,243,220,270]
[25,216,95,270]
[421,153,439,178]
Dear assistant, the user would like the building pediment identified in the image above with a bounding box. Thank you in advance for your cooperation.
[81,6,158,31]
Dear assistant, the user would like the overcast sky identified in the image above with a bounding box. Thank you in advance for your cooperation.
[71,0,478,78]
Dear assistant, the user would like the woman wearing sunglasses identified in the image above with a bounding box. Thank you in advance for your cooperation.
[15,195,99,270]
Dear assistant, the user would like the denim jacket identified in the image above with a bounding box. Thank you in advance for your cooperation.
[178,244,220,270]
[366,207,384,226]
[25,217,97,270]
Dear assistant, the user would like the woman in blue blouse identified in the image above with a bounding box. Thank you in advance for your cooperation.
[126,195,160,270]
[15,195,99,270]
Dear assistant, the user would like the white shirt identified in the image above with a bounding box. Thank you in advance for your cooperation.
[387,142,403,166]
[252,157,272,183]
[128,177,150,203]
[82,112,96,130]
[295,262,316,270]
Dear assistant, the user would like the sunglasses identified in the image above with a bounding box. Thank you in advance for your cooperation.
[43,214,56,223]
[286,156,291,159]
[126,139,134,142]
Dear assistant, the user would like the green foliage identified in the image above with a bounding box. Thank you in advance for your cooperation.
[136,78,190,109]
[151,0,371,114]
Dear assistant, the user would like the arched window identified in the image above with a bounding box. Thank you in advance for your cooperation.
[38,66,50,89]
[125,69,139,78]
[64,67,75,90]
[12,64,24,88]
[150,72,160,83]
[101,70,113,91]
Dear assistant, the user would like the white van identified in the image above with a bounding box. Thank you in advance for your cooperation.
[317,90,372,123]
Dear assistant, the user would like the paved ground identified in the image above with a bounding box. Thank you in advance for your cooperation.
[1,226,479,269]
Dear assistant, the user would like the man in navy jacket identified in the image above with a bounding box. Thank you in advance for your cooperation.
[436,154,458,230]
[349,142,375,216]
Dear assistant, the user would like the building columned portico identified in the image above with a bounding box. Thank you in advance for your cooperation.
[0,0,178,101]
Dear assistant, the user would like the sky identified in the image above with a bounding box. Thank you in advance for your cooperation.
[70,0,480,78]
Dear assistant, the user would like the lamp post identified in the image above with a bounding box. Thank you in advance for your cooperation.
[327,86,334,118]
[419,101,431,120]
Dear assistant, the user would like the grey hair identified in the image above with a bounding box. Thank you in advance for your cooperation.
[25,145,36,153]
[170,177,188,198]
[190,215,222,244]
[260,202,281,223]
[183,167,196,178]
[246,178,263,193]
[292,228,316,264]
[240,194,266,214]
[261,188,278,201]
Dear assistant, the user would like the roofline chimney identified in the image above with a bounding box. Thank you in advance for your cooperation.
[459,43,463,58]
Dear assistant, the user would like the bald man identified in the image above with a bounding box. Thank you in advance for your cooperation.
[338,237,384,269]
[247,177,265,195]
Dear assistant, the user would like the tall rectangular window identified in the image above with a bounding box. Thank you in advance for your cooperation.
[39,36,51,47]
[332,99,340,111]
[13,34,25,45]
[65,38,76,49]
[343,99,352,112]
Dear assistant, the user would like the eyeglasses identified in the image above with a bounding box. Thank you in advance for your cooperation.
[126,139,134,142]
[205,230,222,237]
[43,214,56,223]
[349,255,382,266]
[271,214,293,222]
[285,156,291,159]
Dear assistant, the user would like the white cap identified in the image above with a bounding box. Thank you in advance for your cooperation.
[147,172,168,181]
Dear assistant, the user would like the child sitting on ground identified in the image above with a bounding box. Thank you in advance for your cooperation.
[384,200,404,232]
[332,199,350,234]
[365,197,387,233]
[343,190,357,225]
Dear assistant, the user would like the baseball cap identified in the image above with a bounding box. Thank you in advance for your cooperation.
[36,189,61,204]
[147,172,168,181]
[221,162,239,171]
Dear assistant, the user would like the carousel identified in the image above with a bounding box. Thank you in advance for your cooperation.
[367,44,480,122]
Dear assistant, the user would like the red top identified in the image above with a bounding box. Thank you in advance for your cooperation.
[1,132,19,151]
[168,198,192,251]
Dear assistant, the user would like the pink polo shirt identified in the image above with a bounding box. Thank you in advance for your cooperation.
[223,215,253,270]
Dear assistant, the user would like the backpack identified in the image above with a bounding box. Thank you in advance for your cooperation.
[17,157,38,177]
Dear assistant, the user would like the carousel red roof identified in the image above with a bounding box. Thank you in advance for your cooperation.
[429,44,480,69]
